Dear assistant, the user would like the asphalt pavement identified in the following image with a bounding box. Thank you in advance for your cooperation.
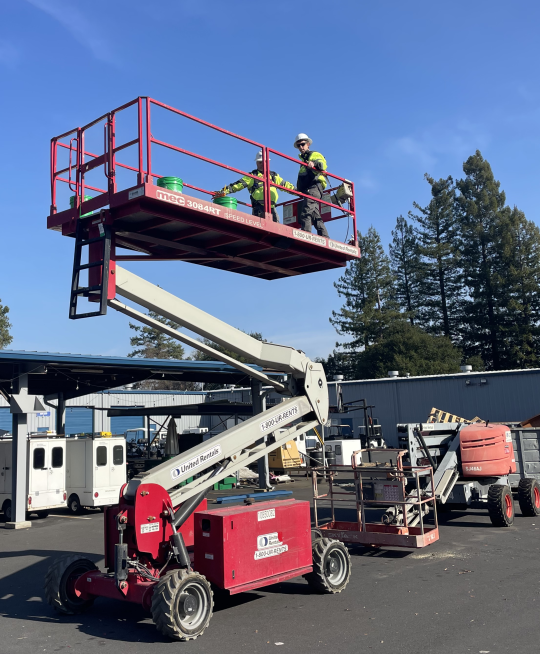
[1,479,539,654]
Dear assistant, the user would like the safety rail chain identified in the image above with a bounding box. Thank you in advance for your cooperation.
[50,96,357,244]
[310,449,438,547]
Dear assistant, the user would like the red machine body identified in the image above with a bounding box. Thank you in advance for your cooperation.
[460,423,516,477]
[194,499,313,594]
[103,483,207,570]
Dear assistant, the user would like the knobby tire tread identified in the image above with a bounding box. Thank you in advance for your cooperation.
[304,537,351,594]
[151,569,213,641]
[44,554,97,615]
[518,478,540,516]
[487,484,514,527]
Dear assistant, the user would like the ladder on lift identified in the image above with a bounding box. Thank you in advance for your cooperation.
[69,215,112,320]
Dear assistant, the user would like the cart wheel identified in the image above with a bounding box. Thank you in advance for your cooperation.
[304,537,351,594]
[2,500,11,522]
[44,554,98,614]
[36,511,49,519]
[68,494,81,514]
[487,484,514,527]
[151,569,213,641]
[518,478,540,517]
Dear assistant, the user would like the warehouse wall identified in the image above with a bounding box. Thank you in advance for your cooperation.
[2,368,540,442]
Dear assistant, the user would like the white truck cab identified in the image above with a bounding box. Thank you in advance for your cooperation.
[0,433,67,521]
[66,434,126,513]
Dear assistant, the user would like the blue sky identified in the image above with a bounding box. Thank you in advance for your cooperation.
[1,0,539,361]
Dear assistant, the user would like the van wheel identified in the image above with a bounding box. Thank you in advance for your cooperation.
[68,495,81,514]
[36,511,49,519]
[2,500,11,522]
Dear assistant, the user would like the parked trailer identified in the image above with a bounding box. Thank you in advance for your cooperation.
[0,434,67,521]
[66,434,126,513]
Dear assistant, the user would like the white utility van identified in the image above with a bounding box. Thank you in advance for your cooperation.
[66,434,126,513]
[0,434,67,521]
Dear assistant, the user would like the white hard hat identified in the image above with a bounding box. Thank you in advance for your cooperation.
[255,150,269,162]
[293,133,312,149]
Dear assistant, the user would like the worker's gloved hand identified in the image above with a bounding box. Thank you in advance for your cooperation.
[212,190,226,198]
[306,161,315,169]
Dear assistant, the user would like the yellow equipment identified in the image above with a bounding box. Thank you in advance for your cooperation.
[269,440,303,471]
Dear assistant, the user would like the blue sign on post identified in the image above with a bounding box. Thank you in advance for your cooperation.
[36,411,51,418]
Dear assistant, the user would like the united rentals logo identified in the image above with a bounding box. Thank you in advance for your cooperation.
[170,444,222,480]
[328,240,359,256]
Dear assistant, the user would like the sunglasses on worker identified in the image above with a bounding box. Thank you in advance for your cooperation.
[297,141,308,147]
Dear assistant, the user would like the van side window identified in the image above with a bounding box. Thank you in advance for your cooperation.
[33,447,45,469]
[113,445,124,465]
[96,446,107,466]
[52,447,63,468]
[335,445,342,455]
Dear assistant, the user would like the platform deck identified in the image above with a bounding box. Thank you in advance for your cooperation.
[48,183,360,280]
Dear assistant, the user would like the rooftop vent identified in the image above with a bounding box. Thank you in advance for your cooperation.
[388,371,399,378]
[460,365,473,373]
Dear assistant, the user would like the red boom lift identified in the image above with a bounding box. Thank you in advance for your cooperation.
[44,98,358,640]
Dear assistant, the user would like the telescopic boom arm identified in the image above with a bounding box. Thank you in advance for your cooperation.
[109,266,328,500]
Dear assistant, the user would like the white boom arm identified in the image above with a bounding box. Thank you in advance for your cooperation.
[109,266,328,500]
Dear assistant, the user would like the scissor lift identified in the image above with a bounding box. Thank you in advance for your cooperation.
[44,99,357,640]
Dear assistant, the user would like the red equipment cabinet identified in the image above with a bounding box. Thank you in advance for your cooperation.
[193,499,313,594]
[460,423,517,477]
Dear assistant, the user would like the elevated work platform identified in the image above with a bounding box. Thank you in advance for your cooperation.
[47,97,360,281]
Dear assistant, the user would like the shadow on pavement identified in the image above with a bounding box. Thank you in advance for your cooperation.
[0,548,263,644]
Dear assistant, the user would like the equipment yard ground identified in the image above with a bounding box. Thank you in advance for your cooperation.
[1,478,539,654]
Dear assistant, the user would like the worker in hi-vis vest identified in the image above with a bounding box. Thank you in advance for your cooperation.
[293,133,329,238]
[213,150,296,222]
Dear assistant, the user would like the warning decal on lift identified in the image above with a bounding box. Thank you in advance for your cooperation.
[170,444,222,480]
[141,522,160,534]
[260,406,299,433]
[254,531,288,559]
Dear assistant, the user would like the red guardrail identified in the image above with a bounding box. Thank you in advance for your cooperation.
[50,97,357,245]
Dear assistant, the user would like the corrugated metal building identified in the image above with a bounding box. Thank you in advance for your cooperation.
[2,367,540,446]
[204,368,540,447]
[0,391,206,435]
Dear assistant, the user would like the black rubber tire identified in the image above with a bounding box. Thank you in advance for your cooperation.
[68,494,81,514]
[487,484,515,527]
[44,554,98,615]
[518,478,540,517]
[151,569,213,641]
[304,537,351,594]
[3,500,11,522]
[36,511,49,519]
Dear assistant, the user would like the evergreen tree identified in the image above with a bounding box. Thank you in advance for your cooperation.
[190,332,266,390]
[0,300,12,349]
[498,207,540,367]
[128,312,190,390]
[389,215,420,324]
[455,151,510,369]
[410,174,461,338]
[353,322,462,379]
[330,227,402,351]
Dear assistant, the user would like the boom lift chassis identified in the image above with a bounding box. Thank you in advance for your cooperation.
[45,264,352,640]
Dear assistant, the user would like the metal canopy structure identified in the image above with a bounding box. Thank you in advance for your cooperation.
[0,350,266,403]
[107,400,255,418]
[47,96,361,281]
